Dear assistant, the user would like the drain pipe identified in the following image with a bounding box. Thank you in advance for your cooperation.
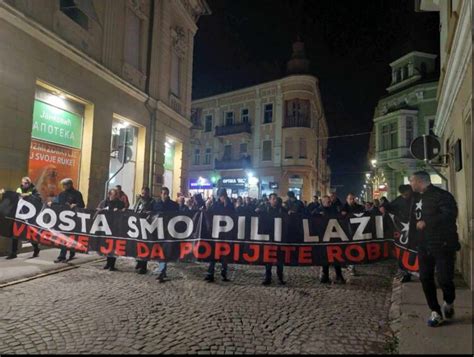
[145,0,156,188]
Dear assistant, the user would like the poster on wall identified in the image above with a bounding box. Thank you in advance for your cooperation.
[28,139,81,202]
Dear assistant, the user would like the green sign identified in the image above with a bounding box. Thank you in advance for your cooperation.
[164,142,175,171]
[31,100,83,149]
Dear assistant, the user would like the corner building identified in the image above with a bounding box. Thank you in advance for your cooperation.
[189,41,331,202]
[0,0,210,253]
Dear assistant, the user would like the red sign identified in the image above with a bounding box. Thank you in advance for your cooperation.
[28,139,81,202]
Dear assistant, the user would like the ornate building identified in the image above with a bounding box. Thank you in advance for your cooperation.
[372,51,439,199]
[188,41,331,202]
[418,0,472,289]
[0,0,210,254]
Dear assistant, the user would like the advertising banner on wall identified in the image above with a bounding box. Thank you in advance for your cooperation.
[28,140,82,202]
[28,98,84,202]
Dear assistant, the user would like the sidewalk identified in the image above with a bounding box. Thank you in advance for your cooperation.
[394,275,473,354]
[0,247,104,286]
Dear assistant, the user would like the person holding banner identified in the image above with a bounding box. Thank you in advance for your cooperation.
[205,188,233,283]
[409,171,460,327]
[262,193,286,286]
[341,193,365,276]
[152,187,179,283]
[316,195,346,284]
[3,177,41,259]
[52,178,85,263]
[133,187,155,274]
[98,188,126,271]
[381,184,414,283]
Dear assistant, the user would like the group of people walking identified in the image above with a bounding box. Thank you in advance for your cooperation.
[2,170,460,327]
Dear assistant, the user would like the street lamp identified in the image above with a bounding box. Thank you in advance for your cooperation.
[371,159,377,168]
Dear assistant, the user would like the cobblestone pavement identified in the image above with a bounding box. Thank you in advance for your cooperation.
[0,259,396,354]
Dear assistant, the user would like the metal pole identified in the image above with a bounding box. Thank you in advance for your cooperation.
[105,129,129,199]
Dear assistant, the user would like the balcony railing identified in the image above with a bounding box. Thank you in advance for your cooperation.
[283,115,311,128]
[215,156,252,170]
[215,122,251,136]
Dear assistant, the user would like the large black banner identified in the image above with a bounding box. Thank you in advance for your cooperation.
[0,192,419,271]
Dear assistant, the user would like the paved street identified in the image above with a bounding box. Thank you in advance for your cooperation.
[0,259,396,354]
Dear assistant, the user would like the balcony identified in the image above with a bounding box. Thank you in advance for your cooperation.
[283,115,311,128]
[215,122,251,136]
[215,156,252,170]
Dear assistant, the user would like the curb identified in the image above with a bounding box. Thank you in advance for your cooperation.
[0,256,105,288]
[387,276,403,354]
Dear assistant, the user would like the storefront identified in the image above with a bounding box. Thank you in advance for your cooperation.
[188,176,214,198]
[219,176,249,198]
[28,86,84,202]
[260,176,278,197]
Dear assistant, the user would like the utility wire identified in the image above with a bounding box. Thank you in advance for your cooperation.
[317,131,372,140]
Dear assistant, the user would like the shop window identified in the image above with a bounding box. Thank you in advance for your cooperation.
[28,90,84,202]
[225,112,234,126]
[193,148,200,165]
[262,140,272,161]
[299,138,307,158]
[108,119,139,201]
[204,148,212,165]
[205,115,213,132]
[241,108,249,124]
[60,0,89,30]
[124,6,142,70]
[263,104,273,124]
[285,137,293,158]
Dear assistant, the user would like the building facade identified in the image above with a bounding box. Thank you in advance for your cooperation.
[0,0,210,254]
[418,0,473,289]
[188,42,330,202]
[372,51,440,199]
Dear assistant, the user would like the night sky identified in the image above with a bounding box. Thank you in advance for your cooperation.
[192,0,440,199]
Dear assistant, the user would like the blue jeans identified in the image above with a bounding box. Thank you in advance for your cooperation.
[207,261,228,277]
[153,262,167,276]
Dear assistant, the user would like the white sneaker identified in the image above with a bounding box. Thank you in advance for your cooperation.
[427,311,444,327]
[442,302,455,320]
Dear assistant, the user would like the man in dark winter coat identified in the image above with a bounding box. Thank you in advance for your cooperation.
[409,171,460,328]
[133,187,156,274]
[205,188,233,283]
[152,187,179,282]
[382,184,414,283]
[261,193,286,286]
[5,177,41,259]
[53,178,85,263]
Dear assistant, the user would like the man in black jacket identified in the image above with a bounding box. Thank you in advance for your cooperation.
[409,171,460,327]
[382,184,414,283]
[53,178,85,263]
[152,187,179,282]
[133,187,156,274]
[262,193,286,285]
[341,193,364,276]
[205,188,233,282]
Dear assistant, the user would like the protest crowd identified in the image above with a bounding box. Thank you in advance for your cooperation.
[0,170,460,328]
